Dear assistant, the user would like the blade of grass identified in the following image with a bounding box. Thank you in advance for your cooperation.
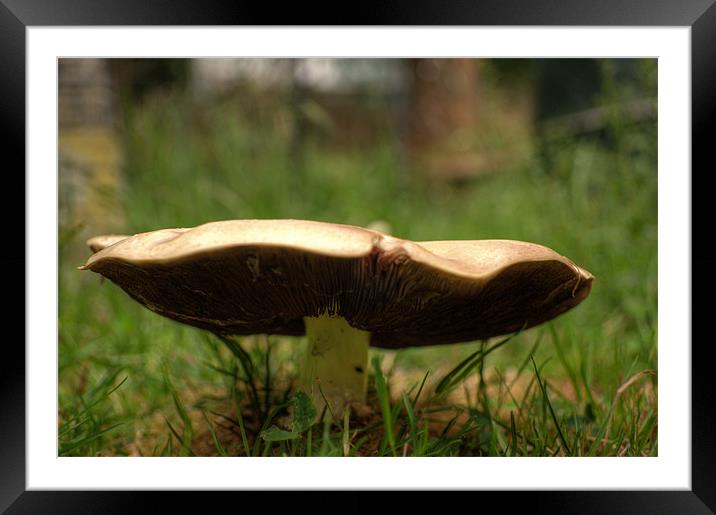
[317,383,336,422]
[59,422,124,456]
[531,356,571,455]
[232,387,251,457]
[372,356,396,456]
[164,417,196,457]
[60,375,128,432]
[509,411,518,456]
[201,410,228,456]
[263,335,271,417]
[511,331,544,388]
[435,333,515,395]
[318,416,333,456]
[167,380,194,456]
[402,392,420,456]
[587,370,656,456]
[215,333,263,420]
[306,425,313,457]
[477,341,498,455]
[342,407,350,457]
[215,333,254,376]
[412,369,430,406]
[549,324,582,403]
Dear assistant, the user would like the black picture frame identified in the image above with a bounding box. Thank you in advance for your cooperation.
[2,1,713,513]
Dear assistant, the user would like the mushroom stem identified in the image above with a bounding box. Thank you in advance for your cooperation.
[301,314,370,419]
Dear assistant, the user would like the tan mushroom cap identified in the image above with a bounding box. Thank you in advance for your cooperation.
[81,219,593,349]
[86,234,131,253]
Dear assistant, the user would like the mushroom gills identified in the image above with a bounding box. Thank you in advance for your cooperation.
[300,314,370,419]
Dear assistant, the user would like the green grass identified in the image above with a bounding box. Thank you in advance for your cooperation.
[58,68,657,457]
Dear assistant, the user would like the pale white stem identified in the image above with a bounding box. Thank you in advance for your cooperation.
[300,314,370,419]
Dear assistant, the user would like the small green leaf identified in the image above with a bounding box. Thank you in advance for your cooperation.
[290,391,316,433]
[260,425,298,442]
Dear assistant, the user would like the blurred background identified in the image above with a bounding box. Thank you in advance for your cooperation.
[58,58,657,456]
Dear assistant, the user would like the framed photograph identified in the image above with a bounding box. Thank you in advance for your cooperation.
[4,0,713,512]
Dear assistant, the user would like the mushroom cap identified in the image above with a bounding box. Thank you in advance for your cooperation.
[86,234,131,253]
[81,219,593,349]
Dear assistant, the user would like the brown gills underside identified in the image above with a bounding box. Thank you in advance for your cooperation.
[91,245,591,349]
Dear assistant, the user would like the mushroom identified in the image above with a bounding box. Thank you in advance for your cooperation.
[80,219,593,417]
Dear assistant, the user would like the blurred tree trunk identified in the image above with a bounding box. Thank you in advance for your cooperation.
[59,59,124,240]
[406,59,481,181]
